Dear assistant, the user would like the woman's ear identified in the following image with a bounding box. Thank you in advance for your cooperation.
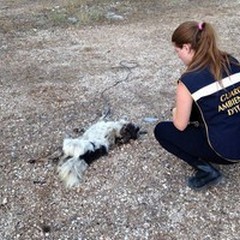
[183,43,192,53]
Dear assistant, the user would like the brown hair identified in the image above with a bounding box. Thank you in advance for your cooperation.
[172,21,230,81]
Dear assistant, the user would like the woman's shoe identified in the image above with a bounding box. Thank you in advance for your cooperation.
[187,164,223,190]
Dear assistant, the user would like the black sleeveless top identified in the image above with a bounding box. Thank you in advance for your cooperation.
[180,57,240,161]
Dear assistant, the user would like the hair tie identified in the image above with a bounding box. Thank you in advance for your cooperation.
[198,22,203,31]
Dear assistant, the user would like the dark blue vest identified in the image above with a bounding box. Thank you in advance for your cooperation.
[180,60,240,161]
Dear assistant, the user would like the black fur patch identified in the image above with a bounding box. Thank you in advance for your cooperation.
[116,123,140,144]
[80,145,108,165]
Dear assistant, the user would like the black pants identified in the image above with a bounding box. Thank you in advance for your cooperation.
[154,121,235,167]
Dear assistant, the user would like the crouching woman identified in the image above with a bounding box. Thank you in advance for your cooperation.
[154,21,240,190]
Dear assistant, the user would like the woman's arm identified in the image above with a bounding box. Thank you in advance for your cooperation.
[172,81,193,131]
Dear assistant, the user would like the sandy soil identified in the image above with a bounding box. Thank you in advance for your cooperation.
[1,0,240,239]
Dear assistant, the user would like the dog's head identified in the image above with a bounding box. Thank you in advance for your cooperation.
[117,122,140,144]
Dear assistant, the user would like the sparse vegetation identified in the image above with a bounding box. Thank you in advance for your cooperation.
[1,0,132,31]
[0,0,177,32]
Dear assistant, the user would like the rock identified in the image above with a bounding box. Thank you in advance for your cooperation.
[68,17,79,24]
[105,12,124,21]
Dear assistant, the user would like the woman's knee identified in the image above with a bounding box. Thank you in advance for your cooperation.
[154,121,174,143]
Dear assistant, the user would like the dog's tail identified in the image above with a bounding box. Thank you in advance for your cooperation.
[57,156,88,188]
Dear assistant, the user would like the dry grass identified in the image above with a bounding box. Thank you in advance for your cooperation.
[0,0,180,32]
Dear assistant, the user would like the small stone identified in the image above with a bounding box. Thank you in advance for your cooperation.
[2,197,7,205]
[106,12,124,21]
[68,17,79,24]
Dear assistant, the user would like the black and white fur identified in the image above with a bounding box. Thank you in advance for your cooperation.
[58,119,140,188]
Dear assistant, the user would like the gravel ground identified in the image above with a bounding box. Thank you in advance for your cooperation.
[1,1,240,239]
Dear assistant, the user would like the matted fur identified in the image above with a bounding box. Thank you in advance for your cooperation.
[58,119,140,188]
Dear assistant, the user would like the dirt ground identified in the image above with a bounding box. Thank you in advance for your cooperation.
[1,0,240,239]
